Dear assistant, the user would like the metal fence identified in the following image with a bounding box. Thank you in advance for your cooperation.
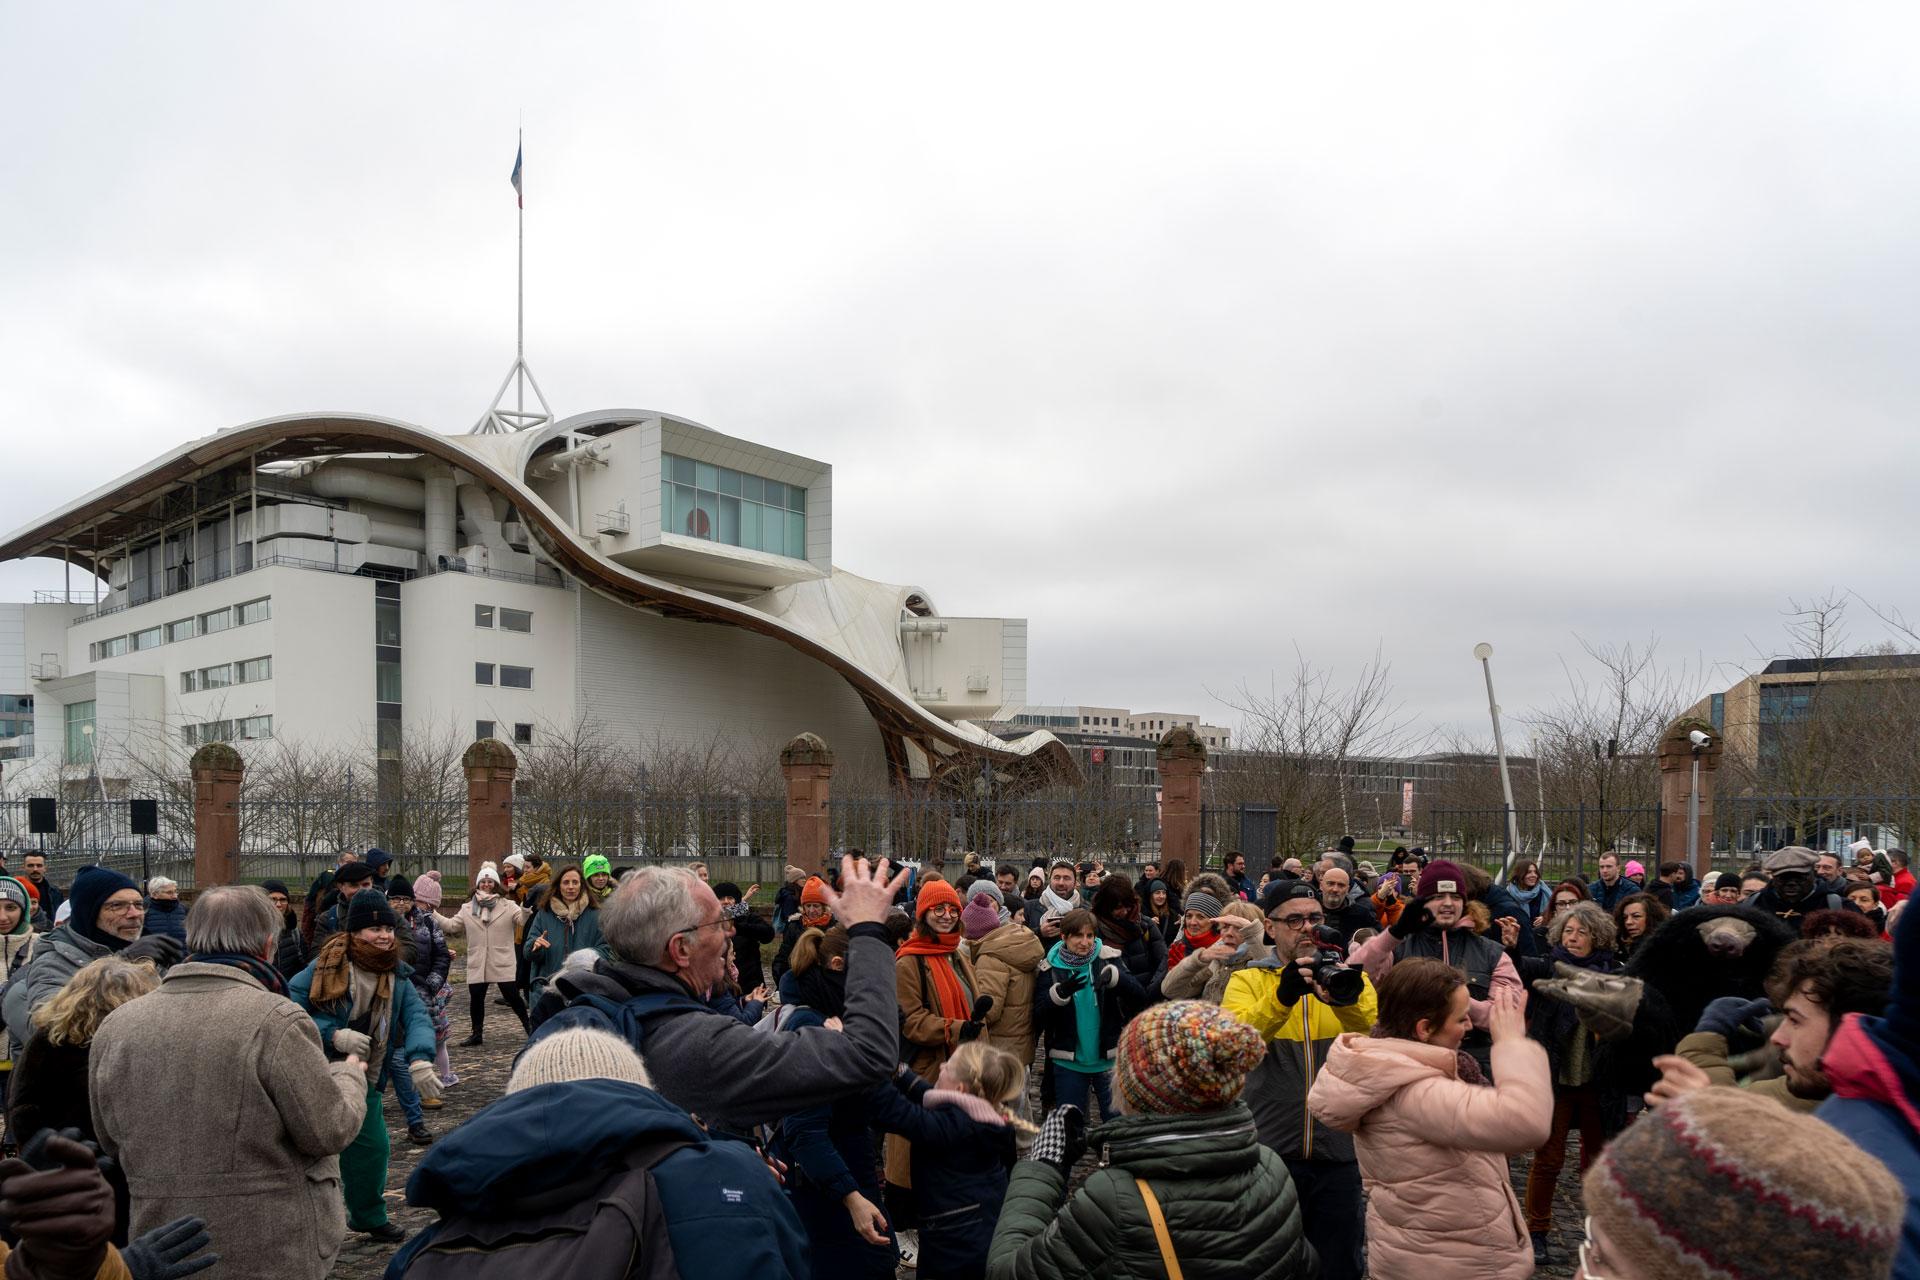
[1426,805,1665,881]
[1716,795,1916,860]
[0,796,189,885]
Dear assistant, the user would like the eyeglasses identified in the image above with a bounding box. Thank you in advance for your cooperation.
[1275,912,1325,926]
[102,900,147,915]
[675,917,729,940]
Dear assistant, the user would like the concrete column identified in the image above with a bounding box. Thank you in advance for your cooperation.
[1658,718,1722,877]
[781,733,835,876]
[1156,727,1208,868]
[464,737,518,889]
[190,742,244,889]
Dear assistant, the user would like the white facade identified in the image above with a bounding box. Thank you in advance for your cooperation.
[0,409,1073,794]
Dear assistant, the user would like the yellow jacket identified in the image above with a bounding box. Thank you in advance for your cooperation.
[1221,960,1377,1160]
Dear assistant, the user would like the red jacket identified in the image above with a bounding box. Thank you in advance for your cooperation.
[1882,867,1915,909]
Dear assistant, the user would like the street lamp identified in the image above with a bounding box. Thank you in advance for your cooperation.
[1474,644,1522,882]
[1688,728,1711,868]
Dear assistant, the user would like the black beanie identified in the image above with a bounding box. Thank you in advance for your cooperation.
[69,865,140,951]
[344,889,398,932]
[261,878,291,898]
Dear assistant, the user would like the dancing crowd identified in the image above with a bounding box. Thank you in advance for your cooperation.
[0,835,1915,1279]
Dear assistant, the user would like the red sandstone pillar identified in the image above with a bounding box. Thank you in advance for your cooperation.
[781,733,835,877]
[464,738,518,890]
[191,742,244,889]
[1157,727,1207,869]
[1658,718,1721,877]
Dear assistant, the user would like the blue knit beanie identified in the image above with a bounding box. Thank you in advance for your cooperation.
[68,865,139,950]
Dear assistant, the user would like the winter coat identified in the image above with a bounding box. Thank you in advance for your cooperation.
[288,957,437,1091]
[140,898,187,943]
[1881,867,1916,909]
[528,922,902,1132]
[3,924,113,1053]
[897,944,981,1083]
[1509,881,1552,923]
[275,916,311,979]
[1221,958,1378,1161]
[1675,1030,1818,1114]
[1159,929,1272,1006]
[868,1071,1019,1279]
[731,907,775,994]
[389,1077,809,1280]
[968,922,1044,1064]
[522,899,606,995]
[11,1031,132,1243]
[1588,877,1633,912]
[434,895,525,985]
[1350,924,1525,1077]
[1308,1033,1552,1280]
[89,961,369,1280]
[396,908,450,997]
[1033,944,1144,1071]
[1321,897,1379,947]
[1096,916,1167,992]
[986,1102,1312,1280]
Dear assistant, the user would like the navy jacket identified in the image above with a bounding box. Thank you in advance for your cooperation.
[140,898,187,943]
[775,1005,896,1278]
[867,1071,1018,1280]
[387,1078,808,1280]
[399,907,450,996]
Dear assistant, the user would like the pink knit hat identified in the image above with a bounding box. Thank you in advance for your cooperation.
[412,873,443,909]
[962,891,1002,941]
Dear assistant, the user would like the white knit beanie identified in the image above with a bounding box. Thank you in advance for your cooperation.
[506,1028,652,1094]
[476,861,501,888]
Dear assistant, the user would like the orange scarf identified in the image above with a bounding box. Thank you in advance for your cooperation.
[898,931,973,1021]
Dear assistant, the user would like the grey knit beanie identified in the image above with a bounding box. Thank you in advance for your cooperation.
[506,1028,652,1094]
[1183,890,1224,920]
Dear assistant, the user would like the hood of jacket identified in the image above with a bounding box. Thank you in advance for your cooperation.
[1824,1013,1920,1135]
[1094,1101,1264,1180]
[973,920,1044,969]
[406,1078,705,1214]
[1308,1032,1459,1132]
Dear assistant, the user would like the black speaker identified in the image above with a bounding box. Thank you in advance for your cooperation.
[27,797,56,834]
[130,798,159,836]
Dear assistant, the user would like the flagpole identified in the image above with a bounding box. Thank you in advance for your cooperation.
[516,125,524,422]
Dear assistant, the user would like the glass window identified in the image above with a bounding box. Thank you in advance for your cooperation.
[475,605,494,628]
[64,700,96,764]
[238,715,272,740]
[718,496,740,546]
[762,480,785,509]
[236,598,270,625]
[669,455,694,484]
[741,501,761,550]
[376,660,402,703]
[181,724,197,746]
[671,484,695,538]
[717,469,740,497]
[181,670,201,694]
[789,484,806,514]
[513,722,534,745]
[499,608,532,633]
[693,461,717,491]
[204,664,233,689]
[166,618,196,643]
[376,718,401,756]
[760,512,784,557]
[132,626,163,651]
[475,662,495,686]
[689,493,717,541]
[500,665,533,690]
[788,511,806,556]
[200,607,232,634]
[375,600,401,646]
[238,657,271,683]
[741,474,763,503]
[476,720,496,741]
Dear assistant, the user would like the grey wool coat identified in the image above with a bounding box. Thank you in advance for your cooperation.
[88,961,368,1280]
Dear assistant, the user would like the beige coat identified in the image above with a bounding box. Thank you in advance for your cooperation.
[968,922,1044,1064]
[1307,1032,1552,1280]
[436,895,526,984]
[88,962,368,1280]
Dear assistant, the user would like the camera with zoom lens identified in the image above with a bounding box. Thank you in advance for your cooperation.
[1309,926,1365,1006]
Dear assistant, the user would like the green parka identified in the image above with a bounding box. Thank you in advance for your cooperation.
[986,1101,1314,1280]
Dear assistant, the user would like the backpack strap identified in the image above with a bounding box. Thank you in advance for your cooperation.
[1134,1177,1184,1280]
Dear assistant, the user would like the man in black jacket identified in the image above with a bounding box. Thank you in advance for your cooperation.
[1317,866,1377,947]
[714,881,775,995]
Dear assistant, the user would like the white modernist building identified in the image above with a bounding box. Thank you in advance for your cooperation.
[0,410,1076,797]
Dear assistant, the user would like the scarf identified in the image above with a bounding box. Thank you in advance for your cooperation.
[307,932,398,1004]
[190,950,289,997]
[897,929,974,1025]
[1045,938,1109,1072]
[548,892,589,923]
[1040,886,1079,917]
[1166,927,1219,969]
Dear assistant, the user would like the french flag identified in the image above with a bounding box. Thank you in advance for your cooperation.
[510,142,523,208]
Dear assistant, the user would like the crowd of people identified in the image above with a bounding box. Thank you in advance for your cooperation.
[0,835,1915,1279]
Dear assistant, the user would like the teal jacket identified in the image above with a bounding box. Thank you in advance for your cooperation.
[289,957,436,1091]
[521,901,608,995]
[987,1102,1313,1280]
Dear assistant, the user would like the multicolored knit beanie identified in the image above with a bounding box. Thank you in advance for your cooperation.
[1583,1087,1900,1280]
[1114,999,1266,1115]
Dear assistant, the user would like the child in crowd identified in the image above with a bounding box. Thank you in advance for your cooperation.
[1034,908,1143,1121]
[867,1041,1031,1280]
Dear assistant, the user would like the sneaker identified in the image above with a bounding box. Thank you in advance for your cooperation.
[421,1097,444,1110]
[360,1223,406,1243]
[896,1227,918,1270]
[407,1123,435,1146]
[1531,1231,1552,1266]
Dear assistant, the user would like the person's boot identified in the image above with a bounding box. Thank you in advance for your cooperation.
[361,1222,406,1243]
[408,1123,435,1146]
[1531,1231,1553,1266]
[459,1031,483,1047]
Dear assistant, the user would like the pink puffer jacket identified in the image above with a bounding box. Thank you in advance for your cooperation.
[1307,1032,1552,1280]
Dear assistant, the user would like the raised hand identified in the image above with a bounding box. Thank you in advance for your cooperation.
[1645,1054,1711,1110]
[820,854,910,927]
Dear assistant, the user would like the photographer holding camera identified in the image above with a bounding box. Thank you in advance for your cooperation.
[1349,860,1524,1080]
[1222,882,1378,1280]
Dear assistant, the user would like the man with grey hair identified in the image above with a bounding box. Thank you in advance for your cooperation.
[89,884,370,1279]
[528,853,909,1130]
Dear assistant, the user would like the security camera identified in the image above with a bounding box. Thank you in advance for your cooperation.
[1688,729,1712,748]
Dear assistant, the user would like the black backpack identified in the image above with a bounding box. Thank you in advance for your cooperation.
[390,1135,691,1280]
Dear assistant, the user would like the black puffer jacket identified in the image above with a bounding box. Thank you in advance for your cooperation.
[987,1102,1313,1279]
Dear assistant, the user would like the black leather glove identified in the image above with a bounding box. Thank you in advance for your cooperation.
[0,1132,115,1280]
[1695,996,1772,1043]
[122,1217,218,1280]
[1055,971,1088,997]
[1277,958,1314,1006]
[957,1019,985,1044]
[122,934,185,970]
[957,996,990,1043]
[1389,896,1431,939]
[1030,1105,1088,1177]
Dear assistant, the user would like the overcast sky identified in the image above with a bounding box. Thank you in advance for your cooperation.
[5,3,1918,743]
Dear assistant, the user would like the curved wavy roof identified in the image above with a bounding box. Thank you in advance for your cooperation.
[0,410,1078,792]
